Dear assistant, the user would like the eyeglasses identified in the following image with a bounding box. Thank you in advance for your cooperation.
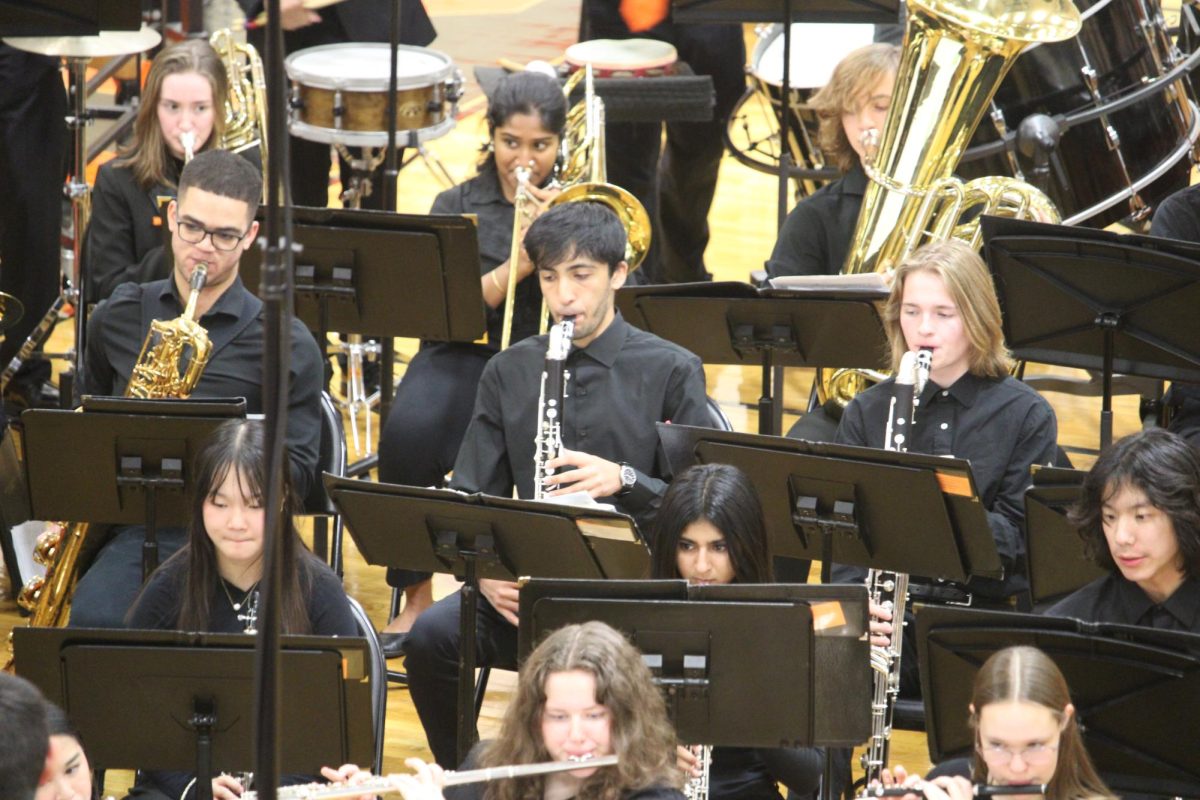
[977,742,1059,765]
[174,212,250,252]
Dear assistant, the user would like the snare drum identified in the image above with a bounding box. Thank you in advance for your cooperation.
[285,43,462,147]
[564,38,677,78]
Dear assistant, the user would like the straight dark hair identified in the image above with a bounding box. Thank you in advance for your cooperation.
[128,419,318,634]
[0,673,49,800]
[1068,427,1200,578]
[43,702,99,800]
[178,149,263,221]
[524,202,627,274]
[652,463,773,583]
[480,70,567,172]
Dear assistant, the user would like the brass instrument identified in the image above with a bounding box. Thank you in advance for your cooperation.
[862,348,930,784]
[815,0,1080,406]
[210,28,268,201]
[550,64,652,272]
[13,265,212,637]
[500,164,533,350]
[242,755,620,799]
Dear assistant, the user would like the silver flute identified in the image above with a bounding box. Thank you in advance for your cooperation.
[244,755,619,799]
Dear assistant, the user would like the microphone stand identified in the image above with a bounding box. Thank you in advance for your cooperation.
[253,0,294,797]
[377,0,405,425]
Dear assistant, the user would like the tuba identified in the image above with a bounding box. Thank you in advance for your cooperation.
[816,0,1080,406]
[210,28,269,201]
[11,266,212,645]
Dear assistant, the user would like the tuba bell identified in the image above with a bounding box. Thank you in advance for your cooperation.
[816,0,1080,407]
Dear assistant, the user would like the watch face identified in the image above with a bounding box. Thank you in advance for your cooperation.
[620,464,637,487]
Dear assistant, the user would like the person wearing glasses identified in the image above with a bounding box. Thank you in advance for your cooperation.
[879,646,1115,800]
[70,149,323,629]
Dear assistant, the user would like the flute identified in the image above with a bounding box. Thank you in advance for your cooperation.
[860,783,1047,798]
[244,755,620,799]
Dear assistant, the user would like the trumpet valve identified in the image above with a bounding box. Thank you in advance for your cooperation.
[32,524,65,566]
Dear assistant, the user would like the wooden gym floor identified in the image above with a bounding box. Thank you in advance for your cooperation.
[0,0,1175,792]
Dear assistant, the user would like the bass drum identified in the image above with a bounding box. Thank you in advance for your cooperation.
[727,23,875,196]
[960,0,1200,229]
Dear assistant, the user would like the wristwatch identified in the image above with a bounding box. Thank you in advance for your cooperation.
[616,462,637,496]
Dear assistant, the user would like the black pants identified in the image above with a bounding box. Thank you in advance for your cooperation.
[405,589,519,767]
[0,53,67,369]
[582,4,746,285]
[69,526,188,628]
[378,342,494,589]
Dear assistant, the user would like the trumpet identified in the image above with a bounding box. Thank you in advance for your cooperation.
[243,756,619,799]
[180,131,196,163]
[860,783,1047,798]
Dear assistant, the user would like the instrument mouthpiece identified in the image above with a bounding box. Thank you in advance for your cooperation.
[896,350,918,386]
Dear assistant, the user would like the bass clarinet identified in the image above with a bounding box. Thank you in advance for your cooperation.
[533,317,574,500]
[862,347,931,784]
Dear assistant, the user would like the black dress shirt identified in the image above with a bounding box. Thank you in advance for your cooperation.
[84,161,175,304]
[836,372,1059,596]
[81,276,323,497]
[1045,573,1200,632]
[766,161,866,278]
[237,0,435,49]
[430,166,543,347]
[449,312,711,531]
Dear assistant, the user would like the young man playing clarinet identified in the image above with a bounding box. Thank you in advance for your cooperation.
[404,201,712,768]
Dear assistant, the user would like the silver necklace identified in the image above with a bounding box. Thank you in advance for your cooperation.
[221,579,260,633]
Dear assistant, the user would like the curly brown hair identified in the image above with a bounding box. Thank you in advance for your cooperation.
[810,43,901,173]
[479,622,683,800]
[969,647,1115,800]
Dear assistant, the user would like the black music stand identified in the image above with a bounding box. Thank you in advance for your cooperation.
[13,627,373,800]
[0,0,140,36]
[916,606,1200,798]
[657,423,1004,589]
[324,476,652,765]
[982,216,1200,450]
[670,0,901,229]
[616,279,888,436]
[519,578,870,746]
[1023,466,1105,606]
[243,206,487,431]
[19,397,246,578]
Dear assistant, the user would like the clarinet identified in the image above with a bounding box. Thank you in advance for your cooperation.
[683,744,711,800]
[533,317,574,500]
[862,348,931,784]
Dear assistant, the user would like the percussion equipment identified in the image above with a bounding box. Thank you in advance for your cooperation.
[961,0,1200,227]
[2,25,161,58]
[726,24,874,194]
[285,43,462,147]
[564,38,677,77]
[0,292,24,336]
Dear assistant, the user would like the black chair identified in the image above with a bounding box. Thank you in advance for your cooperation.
[706,395,734,432]
[346,595,388,773]
[305,391,347,577]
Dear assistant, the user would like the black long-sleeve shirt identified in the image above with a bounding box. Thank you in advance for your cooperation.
[1045,573,1200,632]
[765,161,866,279]
[835,372,1059,597]
[84,161,175,305]
[81,276,323,497]
[449,312,711,532]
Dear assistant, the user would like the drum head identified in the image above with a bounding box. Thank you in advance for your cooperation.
[285,43,453,91]
[752,24,875,89]
[564,38,677,72]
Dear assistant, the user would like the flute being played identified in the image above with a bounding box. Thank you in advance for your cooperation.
[860,784,1047,798]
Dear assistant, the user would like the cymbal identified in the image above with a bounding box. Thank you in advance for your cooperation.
[0,292,25,335]
[3,25,161,59]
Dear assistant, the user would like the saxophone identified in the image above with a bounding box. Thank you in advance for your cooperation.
[532,318,574,500]
[11,265,213,639]
[861,348,930,784]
